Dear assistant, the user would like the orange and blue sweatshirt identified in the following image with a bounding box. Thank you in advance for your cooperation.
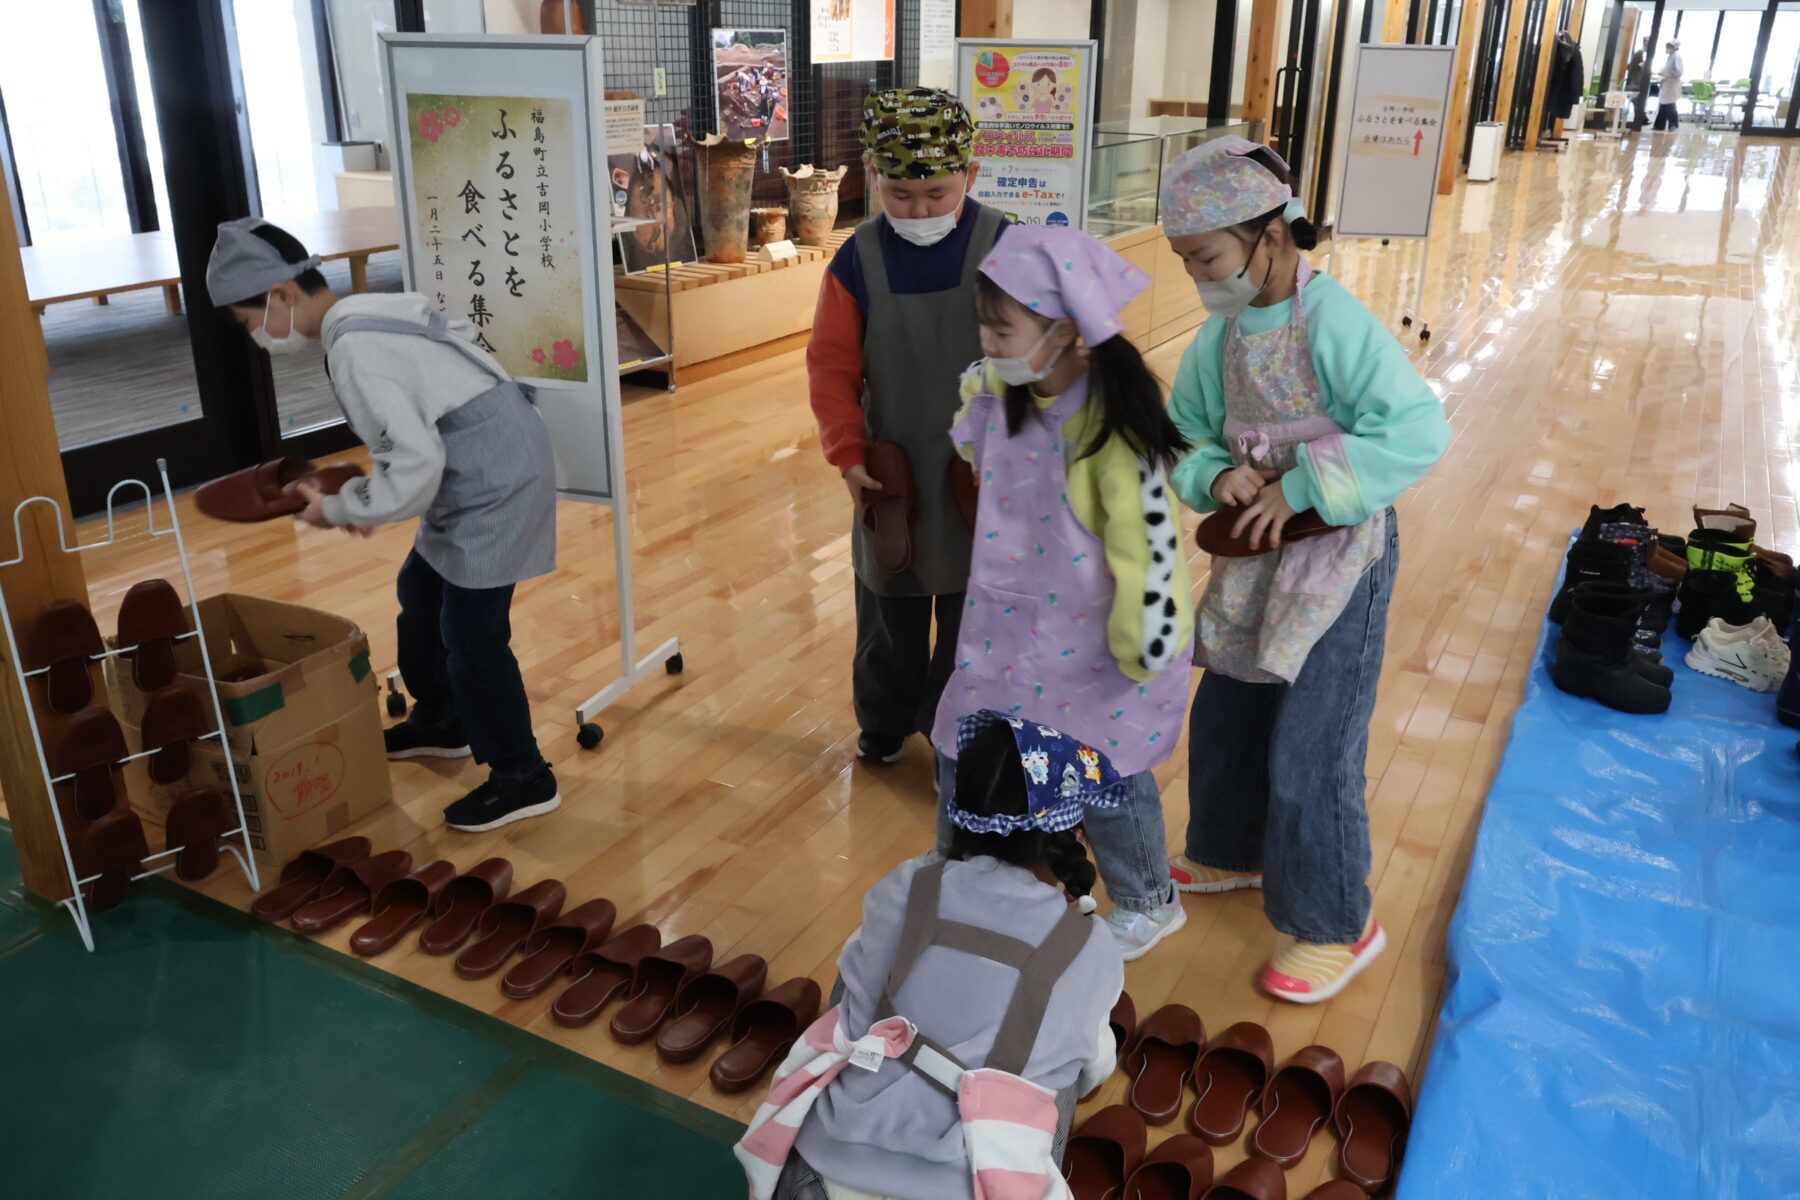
[806,200,1010,474]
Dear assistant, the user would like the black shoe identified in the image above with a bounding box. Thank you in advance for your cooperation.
[1676,570,1759,640]
[1580,503,1648,542]
[1554,587,1672,714]
[1549,541,1635,623]
[857,732,907,765]
[1631,653,1675,688]
[386,723,472,761]
[443,767,561,832]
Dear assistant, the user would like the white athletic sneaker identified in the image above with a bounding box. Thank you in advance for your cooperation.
[1686,618,1787,692]
[1103,900,1187,962]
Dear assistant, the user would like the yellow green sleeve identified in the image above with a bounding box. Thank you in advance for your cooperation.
[951,360,986,463]
[1066,408,1194,683]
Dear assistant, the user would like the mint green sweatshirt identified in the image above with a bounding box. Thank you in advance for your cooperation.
[1168,271,1451,524]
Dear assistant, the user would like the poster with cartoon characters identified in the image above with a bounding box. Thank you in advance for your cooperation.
[955,40,1096,230]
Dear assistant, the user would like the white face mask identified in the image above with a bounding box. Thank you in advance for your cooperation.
[250,293,309,355]
[887,185,966,247]
[1195,229,1272,319]
[990,322,1068,387]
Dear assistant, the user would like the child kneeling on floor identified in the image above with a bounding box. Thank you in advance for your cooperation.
[740,712,1123,1200]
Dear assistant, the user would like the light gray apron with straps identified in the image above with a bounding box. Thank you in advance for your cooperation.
[853,208,1004,597]
[324,311,557,591]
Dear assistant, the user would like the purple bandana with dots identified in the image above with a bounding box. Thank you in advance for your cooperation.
[977,225,1150,347]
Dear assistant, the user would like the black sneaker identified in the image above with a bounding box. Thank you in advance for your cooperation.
[857,732,907,765]
[386,723,472,761]
[1580,503,1648,542]
[443,768,561,832]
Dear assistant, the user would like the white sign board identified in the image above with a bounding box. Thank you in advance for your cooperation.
[955,39,1097,230]
[811,0,894,63]
[382,33,621,504]
[918,0,955,89]
[604,98,646,156]
[1336,44,1457,240]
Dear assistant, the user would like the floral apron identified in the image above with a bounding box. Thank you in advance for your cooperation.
[1196,261,1386,684]
[930,376,1190,775]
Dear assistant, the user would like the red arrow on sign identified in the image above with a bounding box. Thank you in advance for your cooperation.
[1413,129,1424,156]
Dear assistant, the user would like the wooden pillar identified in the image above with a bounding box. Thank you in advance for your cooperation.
[1494,0,1532,141]
[1438,0,1490,194]
[959,0,1013,38]
[0,167,91,902]
[1525,0,1562,148]
[1383,0,1412,42]
[1245,0,1284,135]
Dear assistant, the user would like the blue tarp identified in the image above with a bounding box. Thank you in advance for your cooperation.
[1399,608,1800,1200]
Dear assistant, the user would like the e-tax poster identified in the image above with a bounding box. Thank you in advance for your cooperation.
[955,39,1096,230]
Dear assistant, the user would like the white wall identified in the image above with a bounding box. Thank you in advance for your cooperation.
[483,0,539,34]
[1129,0,1170,118]
[1012,0,1093,40]
[325,0,397,161]
[426,0,490,32]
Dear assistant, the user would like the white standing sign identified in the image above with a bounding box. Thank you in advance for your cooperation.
[955,39,1097,230]
[1335,44,1457,240]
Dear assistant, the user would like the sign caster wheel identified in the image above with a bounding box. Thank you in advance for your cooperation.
[386,680,408,719]
[1419,325,1432,343]
[578,723,604,750]
[666,653,685,676]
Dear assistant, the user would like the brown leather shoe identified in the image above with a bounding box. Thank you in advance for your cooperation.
[1063,1104,1147,1200]
[1121,1132,1214,1199]
[710,976,823,1094]
[141,685,209,785]
[861,440,918,574]
[1251,1044,1346,1169]
[351,860,459,956]
[292,850,416,935]
[418,857,514,954]
[1189,1020,1275,1146]
[1333,1061,1412,1193]
[1201,1156,1287,1200]
[611,934,714,1044]
[117,580,188,691]
[1126,1004,1206,1125]
[501,898,618,999]
[453,879,567,978]
[194,456,364,523]
[1197,508,1335,558]
[657,953,768,1063]
[164,788,232,881]
[552,923,663,1027]
[52,707,129,821]
[250,836,373,923]
[24,599,103,714]
[1109,989,1137,1059]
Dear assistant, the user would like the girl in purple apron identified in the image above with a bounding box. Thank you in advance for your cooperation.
[930,226,1195,961]
[1159,139,1451,1003]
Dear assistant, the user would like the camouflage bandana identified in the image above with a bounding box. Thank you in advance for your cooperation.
[860,88,975,180]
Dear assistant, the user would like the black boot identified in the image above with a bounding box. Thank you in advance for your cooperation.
[1554,588,1673,714]
[1676,570,1759,640]
[1580,503,1649,542]
[1549,541,1635,624]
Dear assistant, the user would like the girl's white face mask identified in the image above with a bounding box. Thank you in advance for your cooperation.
[1196,228,1272,319]
[990,322,1068,387]
[251,292,309,355]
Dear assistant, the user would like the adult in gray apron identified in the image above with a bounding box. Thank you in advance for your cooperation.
[324,311,556,784]
[774,859,1090,1199]
[851,206,1004,746]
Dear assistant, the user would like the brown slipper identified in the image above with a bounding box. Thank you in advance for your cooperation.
[1189,1021,1275,1146]
[140,684,209,785]
[453,879,566,979]
[1062,1104,1148,1200]
[861,440,918,574]
[656,953,767,1064]
[1110,990,1137,1058]
[551,923,662,1027]
[1333,1062,1411,1193]
[23,599,103,714]
[1252,1045,1346,1169]
[75,807,151,876]
[1121,1132,1215,1200]
[291,850,415,934]
[350,860,458,956]
[82,867,135,914]
[194,456,364,523]
[1299,1185,1366,1200]
[164,788,232,881]
[418,857,513,954]
[1201,1157,1287,1200]
[710,976,822,1094]
[610,934,713,1045]
[52,707,129,821]
[1126,1004,1206,1126]
[250,836,372,923]
[500,898,618,998]
[117,580,187,691]
[1196,508,1336,559]
[948,456,979,532]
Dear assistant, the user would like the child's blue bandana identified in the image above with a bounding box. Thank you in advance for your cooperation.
[950,710,1127,835]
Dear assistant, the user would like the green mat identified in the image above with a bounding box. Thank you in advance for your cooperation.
[0,827,746,1199]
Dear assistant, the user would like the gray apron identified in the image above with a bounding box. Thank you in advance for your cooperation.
[324,312,557,590]
[853,207,1004,597]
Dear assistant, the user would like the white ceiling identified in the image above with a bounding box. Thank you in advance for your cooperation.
[1626,0,1776,11]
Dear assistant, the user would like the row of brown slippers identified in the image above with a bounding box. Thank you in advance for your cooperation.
[24,581,188,714]
[250,838,821,1094]
[1096,998,1411,1196]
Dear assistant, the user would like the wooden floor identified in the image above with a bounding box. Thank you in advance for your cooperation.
[54,128,1800,1190]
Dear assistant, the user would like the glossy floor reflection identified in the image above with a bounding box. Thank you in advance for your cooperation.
[55,127,1799,1192]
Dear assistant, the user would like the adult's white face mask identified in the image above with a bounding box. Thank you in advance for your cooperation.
[888,185,966,247]
[251,292,309,356]
[990,322,1068,387]
[1196,228,1272,319]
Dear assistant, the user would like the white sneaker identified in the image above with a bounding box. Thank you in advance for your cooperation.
[1102,900,1187,962]
[1686,618,1787,692]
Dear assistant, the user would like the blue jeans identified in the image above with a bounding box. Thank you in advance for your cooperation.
[1184,512,1399,943]
[396,549,545,783]
[936,751,1176,913]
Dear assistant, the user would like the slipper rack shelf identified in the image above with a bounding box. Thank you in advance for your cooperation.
[0,459,261,951]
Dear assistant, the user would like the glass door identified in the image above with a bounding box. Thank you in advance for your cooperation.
[1743,1,1800,135]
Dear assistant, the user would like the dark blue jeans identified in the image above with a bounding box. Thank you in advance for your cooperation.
[396,549,544,783]
[1185,512,1400,943]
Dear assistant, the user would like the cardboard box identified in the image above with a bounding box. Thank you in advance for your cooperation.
[104,593,392,866]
